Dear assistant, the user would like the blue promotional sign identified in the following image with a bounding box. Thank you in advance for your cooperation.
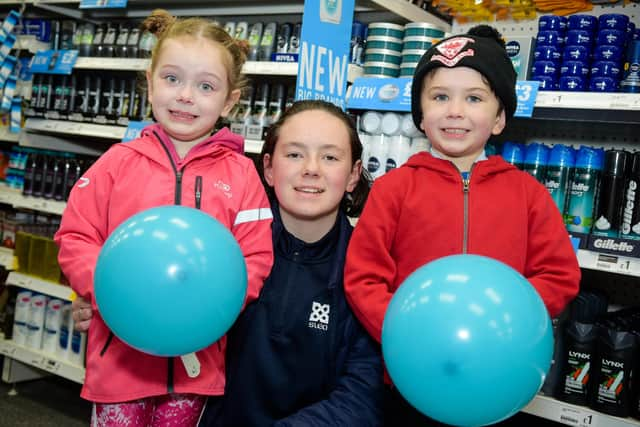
[122,121,153,143]
[347,77,413,112]
[296,0,355,110]
[514,80,540,118]
[80,0,127,8]
[29,50,78,75]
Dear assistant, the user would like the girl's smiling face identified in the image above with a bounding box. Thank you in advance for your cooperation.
[263,109,361,241]
[147,36,240,147]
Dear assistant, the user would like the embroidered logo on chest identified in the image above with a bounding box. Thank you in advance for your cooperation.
[308,301,330,331]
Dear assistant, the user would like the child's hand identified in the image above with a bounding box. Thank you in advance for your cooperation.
[72,296,93,332]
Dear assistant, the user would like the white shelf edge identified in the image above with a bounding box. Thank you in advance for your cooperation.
[245,139,264,154]
[577,249,640,277]
[0,338,85,384]
[24,118,126,140]
[368,0,451,30]
[523,394,640,427]
[0,128,20,143]
[74,56,149,71]
[72,59,363,80]
[6,271,76,301]
[0,187,66,215]
[535,91,640,111]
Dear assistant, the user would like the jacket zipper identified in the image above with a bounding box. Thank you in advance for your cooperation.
[461,166,475,253]
[99,332,114,356]
[154,130,185,205]
[154,130,187,390]
[195,176,202,209]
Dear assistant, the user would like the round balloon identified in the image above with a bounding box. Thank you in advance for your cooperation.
[94,205,248,357]
[382,254,553,427]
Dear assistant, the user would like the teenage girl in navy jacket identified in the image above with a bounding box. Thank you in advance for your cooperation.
[201,100,383,426]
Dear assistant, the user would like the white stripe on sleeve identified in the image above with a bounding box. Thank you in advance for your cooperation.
[234,208,273,226]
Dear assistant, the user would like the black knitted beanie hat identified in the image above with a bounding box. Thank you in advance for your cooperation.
[410,25,517,130]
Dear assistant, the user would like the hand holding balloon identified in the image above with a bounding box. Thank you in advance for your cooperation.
[94,205,248,357]
[382,254,553,427]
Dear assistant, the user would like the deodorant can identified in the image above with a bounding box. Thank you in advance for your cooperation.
[592,150,629,237]
[501,141,526,169]
[565,146,605,234]
[545,144,576,215]
[523,142,550,183]
[620,151,640,239]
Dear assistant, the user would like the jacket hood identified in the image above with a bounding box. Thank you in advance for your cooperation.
[403,151,517,180]
[119,123,245,166]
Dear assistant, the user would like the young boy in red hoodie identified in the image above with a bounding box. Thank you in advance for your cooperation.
[344,25,581,426]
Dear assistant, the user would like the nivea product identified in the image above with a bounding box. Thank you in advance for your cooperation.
[559,75,586,91]
[620,40,640,93]
[385,135,411,172]
[598,29,626,47]
[620,152,640,240]
[599,14,630,32]
[523,142,549,183]
[592,150,629,237]
[539,15,567,32]
[565,146,604,234]
[567,14,598,32]
[545,144,575,214]
[276,23,292,54]
[535,45,561,63]
[563,45,590,62]
[366,134,388,180]
[536,30,564,47]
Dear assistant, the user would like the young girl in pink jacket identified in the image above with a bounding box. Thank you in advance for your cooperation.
[54,10,273,426]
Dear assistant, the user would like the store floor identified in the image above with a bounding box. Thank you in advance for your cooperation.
[0,374,564,427]
[0,374,89,427]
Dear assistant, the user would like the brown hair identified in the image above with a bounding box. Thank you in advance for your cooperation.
[142,9,249,94]
[259,100,371,217]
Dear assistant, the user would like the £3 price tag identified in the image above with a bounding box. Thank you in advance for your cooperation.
[514,81,540,118]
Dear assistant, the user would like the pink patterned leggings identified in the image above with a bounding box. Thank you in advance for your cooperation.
[91,393,206,427]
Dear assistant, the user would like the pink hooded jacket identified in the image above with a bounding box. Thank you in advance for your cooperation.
[54,124,274,403]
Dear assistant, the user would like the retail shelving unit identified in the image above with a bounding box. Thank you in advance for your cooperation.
[0,2,639,426]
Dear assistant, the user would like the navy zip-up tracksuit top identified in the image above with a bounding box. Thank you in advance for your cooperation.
[202,203,383,426]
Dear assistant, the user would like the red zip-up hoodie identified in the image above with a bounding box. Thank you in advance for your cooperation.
[55,124,273,403]
[344,152,580,344]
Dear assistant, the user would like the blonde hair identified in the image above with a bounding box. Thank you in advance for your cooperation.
[142,9,249,94]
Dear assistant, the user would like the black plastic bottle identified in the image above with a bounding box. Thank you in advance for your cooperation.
[22,152,39,196]
[43,155,61,199]
[54,154,71,201]
[32,152,49,198]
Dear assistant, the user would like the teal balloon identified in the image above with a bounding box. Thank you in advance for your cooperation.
[94,205,247,357]
[382,254,553,427]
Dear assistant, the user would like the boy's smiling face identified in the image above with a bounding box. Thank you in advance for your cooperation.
[419,66,506,172]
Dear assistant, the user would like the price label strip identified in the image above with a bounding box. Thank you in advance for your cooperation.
[514,81,540,118]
